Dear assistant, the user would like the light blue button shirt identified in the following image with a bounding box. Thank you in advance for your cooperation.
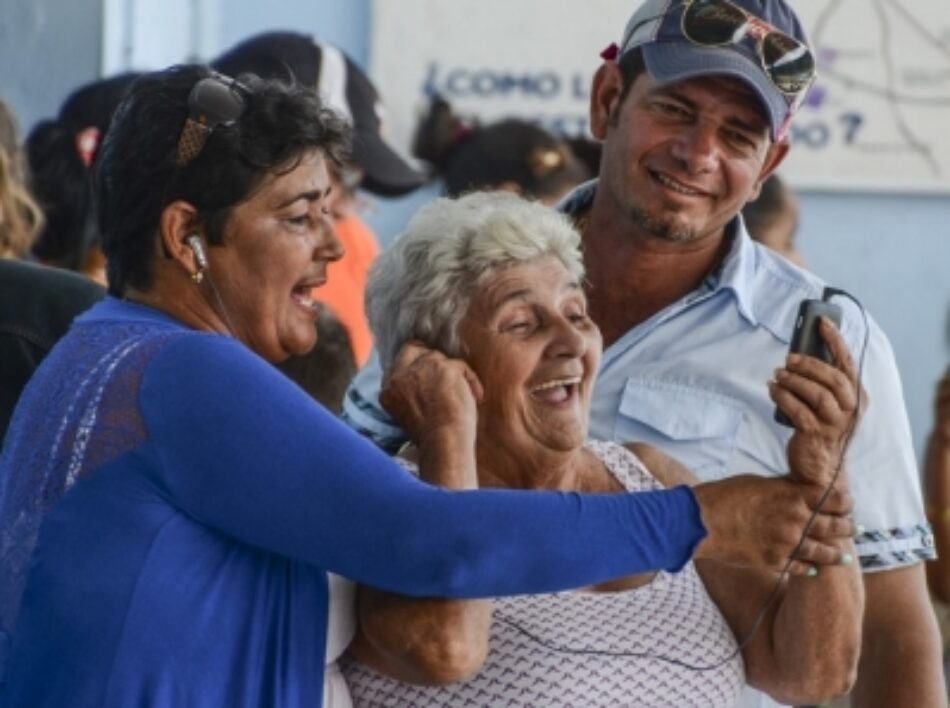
[343,179,932,574]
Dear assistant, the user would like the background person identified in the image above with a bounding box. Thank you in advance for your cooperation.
[411,95,592,204]
[0,98,103,449]
[923,365,950,697]
[341,192,862,706]
[26,72,140,284]
[276,306,358,413]
[0,98,43,259]
[341,1,944,705]
[742,173,804,267]
[0,259,105,448]
[0,65,844,708]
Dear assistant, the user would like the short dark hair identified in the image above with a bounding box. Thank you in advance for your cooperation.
[96,64,351,296]
[617,48,648,103]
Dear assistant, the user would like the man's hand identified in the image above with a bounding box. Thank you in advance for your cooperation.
[693,474,855,575]
[770,317,864,488]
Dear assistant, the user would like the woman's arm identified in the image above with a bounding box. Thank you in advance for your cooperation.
[634,443,862,704]
[348,441,493,685]
[139,334,708,599]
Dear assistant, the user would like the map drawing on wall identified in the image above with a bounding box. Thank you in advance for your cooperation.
[371,0,950,193]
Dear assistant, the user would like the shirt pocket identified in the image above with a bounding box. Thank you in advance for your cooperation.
[614,378,744,480]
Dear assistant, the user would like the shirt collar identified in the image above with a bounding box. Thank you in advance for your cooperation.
[557,179,759,326]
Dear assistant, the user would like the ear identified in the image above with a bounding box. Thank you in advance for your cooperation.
[159,200,203,275]
[748,138,790,201]
[589,62,625,140]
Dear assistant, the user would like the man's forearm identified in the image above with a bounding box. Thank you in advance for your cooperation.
[851,565,946,708]
[765,542,864,703]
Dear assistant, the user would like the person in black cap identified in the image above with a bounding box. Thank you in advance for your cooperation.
[341,1,943,705]
[214,31,425,367]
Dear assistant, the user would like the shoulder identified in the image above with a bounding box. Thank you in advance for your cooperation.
[0,260,105,342]
[741,240,878,357]
[624,442,698,487]
[742,240,824,344]
[147,332,273,384]
[588,440,697,489]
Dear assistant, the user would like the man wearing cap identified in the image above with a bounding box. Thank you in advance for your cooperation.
[214,31,426,366]
[343,1,943,704]
[573,2,942,706]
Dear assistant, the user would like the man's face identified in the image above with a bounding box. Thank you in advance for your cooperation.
[593,67,787,244]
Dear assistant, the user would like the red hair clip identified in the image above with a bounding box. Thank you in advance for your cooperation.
[75,127,102,167]
[600,43,620,61]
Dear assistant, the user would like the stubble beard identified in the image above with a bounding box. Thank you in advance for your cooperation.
[629,204,699,243]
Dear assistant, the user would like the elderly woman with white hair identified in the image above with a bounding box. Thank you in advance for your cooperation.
[341,192,864,706]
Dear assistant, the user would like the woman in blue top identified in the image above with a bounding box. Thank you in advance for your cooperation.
[0,66,854,708]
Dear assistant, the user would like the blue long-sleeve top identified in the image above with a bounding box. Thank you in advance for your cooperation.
[0,298,705,707]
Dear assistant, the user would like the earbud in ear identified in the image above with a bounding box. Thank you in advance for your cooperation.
[186,234,208,283]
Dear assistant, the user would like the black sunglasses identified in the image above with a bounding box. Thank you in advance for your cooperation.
[174,73,250,166]
[680,0,816,96]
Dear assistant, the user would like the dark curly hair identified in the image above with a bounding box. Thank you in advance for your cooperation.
[96,64,351,296]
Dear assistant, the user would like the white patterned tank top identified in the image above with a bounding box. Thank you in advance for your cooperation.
[341,440,744,707]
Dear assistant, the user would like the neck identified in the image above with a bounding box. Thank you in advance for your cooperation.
[124,267,233,338]
[582,191,732,347]
[473,435,608,492]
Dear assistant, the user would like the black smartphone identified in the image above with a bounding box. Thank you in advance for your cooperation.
[774,298,844,427]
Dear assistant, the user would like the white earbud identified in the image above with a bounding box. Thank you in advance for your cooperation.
[186,234,208,269]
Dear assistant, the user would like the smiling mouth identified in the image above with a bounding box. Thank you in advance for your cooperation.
[291,284,321,313]
[529,376,583,404]
[651,171,706,197]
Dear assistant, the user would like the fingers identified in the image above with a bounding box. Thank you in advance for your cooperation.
[792,537,853,567]
[806,511,857,540]
[771,318,867,432]
[786,560,819,577]
[819,318,858,384]
[797,483,853,514]
[461,363,484,403]
[390,339,436,370]
[778,356,857,420]
[809,486,854,515]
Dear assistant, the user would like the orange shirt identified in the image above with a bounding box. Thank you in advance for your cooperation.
[312,214,379,367]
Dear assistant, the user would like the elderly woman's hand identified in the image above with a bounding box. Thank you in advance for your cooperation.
[693,474,855,575]
[380,341,483,440]
[769,318,864,489]
[380,341,484,488]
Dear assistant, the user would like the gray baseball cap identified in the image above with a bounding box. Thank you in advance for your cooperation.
[615,0,815,141]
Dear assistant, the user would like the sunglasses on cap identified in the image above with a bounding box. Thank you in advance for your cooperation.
[175,73,250,166]
[680,0,816,96]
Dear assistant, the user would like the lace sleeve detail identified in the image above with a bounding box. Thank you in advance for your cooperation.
[0,322,186,666]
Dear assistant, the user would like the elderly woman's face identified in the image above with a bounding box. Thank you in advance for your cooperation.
[210,149,343,361]
[458,254,602,452]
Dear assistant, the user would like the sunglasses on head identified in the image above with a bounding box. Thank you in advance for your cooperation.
[680,0,816,97]
[175,73,250,166]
